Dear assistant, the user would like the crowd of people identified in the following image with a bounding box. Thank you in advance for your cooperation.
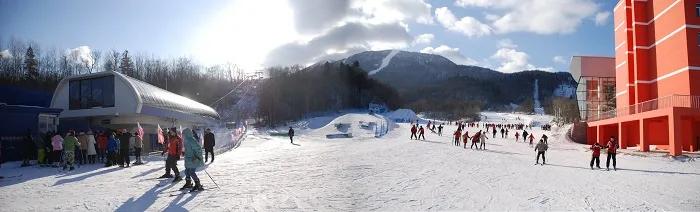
[12,126,218,192]
[407,119,622,169]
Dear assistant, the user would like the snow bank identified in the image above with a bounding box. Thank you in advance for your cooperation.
[386,109,418,123]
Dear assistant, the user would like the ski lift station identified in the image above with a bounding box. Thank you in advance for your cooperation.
[50,71,220,134]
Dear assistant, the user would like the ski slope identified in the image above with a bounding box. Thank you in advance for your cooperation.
[368,50,399,75]
[1,112,699,211]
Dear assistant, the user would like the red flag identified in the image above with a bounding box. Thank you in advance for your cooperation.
[157,124,164,144]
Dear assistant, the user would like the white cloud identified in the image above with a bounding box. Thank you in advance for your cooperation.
[412,33,434,45]
[66,46,94,67]
[594,11,611,26]
[498,39,517,48]
[491,47,552,73]
[264,22,412,66]
[553,56,568,64]
[456,0,601,35]
[435,7,491,37]
[0,49,12,59]
[352,0,434,25]
[420,45,478,65]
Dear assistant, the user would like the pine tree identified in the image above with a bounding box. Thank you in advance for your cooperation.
[24,46,39,79]
[119,50,135,77]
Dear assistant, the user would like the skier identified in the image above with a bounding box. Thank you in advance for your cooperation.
[288,127,295,144]
[522,130,529,143]
[204,128,216,163]
[410,125,418,140]
[437,124,443,136]
[528,133,535,146]
[159,130,183,182]
[78,131,88,165]
[534,139,548,165]
[180,128,205,192]
[492,127,497,139]
[515,132,520,142]
[97,131,108,163]
[542,134,549,144]
[62,131,80,171]
[462,131,470,149]
[470,131,481,150]
[86,131,97,164]
[105,133,119,167]
[132,131,144,165]
[51,132,64,167]
[605,136,619,171]
[453,129,461,146]
[589,142,602,169]
[480,130,489,150]
[500,128,505,138]
[418,126,425,140]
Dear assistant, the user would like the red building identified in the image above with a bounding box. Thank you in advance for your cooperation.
[586,0,700,155]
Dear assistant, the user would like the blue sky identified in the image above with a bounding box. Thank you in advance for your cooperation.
[0,0,616,73]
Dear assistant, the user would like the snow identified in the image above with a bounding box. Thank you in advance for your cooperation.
[386,108,418,123]
[1,112,699,211]
[367,50,399,75]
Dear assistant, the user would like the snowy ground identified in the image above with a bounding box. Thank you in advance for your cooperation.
[1,112,699,211]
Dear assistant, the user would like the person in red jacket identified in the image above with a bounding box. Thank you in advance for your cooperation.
[589,142,603,169]
[453,129,461,146]
[462,131,470,149]
[96,131,108,163]
[159,130,183,182]
[410,125,418,140]
[418,126,425,140]
[514,132,520,142]
[528,133,535,146]
[470,131,481,150]
[605,136,619,171]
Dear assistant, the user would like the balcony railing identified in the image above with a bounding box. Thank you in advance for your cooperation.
[586,95,700,122]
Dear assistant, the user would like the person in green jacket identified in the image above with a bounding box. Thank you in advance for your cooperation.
[62,131,81,171]
[180,128,205,192]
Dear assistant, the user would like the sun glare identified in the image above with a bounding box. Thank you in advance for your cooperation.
[191,0,298,71]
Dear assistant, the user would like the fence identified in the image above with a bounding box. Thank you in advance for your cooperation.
[587,95,700,122]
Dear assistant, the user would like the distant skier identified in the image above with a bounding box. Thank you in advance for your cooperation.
[505,129,509,138]
[522,130,529,143]
[605,137,619,171]
[86,131,97,164]
[589,142,603,169]
[132,131,144,165]
[418,126,425,140]
[204,128,216,163]
[542,134,549,144]
[288,127,295,144]
[470,131,481,150]
[410,125,418,140]
[500,128,505,138]
[480,130,489,150]
[453,129,461,146]
[528,133,535,147]
[462,131,470,149]
[492,128,497,139]
[106,133,119,167]
[437,124,443,136]
[515,132,520,142]
[534,139,548,165]
[180,128,205,192]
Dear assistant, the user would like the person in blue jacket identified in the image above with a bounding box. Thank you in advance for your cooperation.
[180,128,205,192]
[105,132,120,167]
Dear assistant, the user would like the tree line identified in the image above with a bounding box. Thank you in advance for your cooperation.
[257,62,402,125]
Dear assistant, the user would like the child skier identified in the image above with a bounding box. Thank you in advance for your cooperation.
[589,142,602,169]
[180,128,205,192]
[437,124,443,136]
[528,133,535,146]
[462,131,470,149]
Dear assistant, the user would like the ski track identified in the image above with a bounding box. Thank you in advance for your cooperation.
[368,50,399,75]
[1,112,700,211]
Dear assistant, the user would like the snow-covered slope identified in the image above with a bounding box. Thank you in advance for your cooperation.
[367,49,399,75]
[1,112,698,211]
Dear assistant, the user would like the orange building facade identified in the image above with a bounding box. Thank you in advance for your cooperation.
[586,0,700,155]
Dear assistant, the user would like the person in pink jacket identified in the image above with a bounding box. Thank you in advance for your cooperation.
[51,132,64,167]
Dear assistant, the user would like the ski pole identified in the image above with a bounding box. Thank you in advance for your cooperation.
[203,169,221,190]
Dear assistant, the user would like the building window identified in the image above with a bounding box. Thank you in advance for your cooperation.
[697,4,700,17]
[69,75,115,110]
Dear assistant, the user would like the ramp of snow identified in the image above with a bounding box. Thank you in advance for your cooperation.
[368,50,399,75]
[306,113,384,139]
